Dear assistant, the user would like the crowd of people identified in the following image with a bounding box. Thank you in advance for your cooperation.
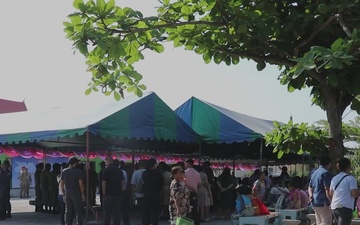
[1,155,360,225]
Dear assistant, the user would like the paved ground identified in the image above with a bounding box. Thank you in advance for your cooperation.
[2,198,235,225]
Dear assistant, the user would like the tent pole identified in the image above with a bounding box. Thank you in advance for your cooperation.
[259,139,263,168]
[132,148,135,172]
[198,142,202,164]
[233,157,236,178]
[85,130,90,222]
[302,153,305,176]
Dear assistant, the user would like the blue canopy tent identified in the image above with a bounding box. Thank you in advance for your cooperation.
[175,97,300,164]
[0,92,199,148]
[0,92,200,221]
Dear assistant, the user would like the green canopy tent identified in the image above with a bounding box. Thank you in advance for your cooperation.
[175,97,304,165]
[0,92,200,221]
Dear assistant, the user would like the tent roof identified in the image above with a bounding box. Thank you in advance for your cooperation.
[175,97,277,143]
[0,92,200,146]
[0,99,27,114]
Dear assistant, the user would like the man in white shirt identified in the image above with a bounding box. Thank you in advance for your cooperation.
[330,158,359,225]
[185,159,201,225]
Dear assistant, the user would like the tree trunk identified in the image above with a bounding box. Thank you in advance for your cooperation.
[324,88,345,172]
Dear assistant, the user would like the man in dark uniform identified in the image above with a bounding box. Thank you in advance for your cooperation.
[0,160,12,220]
[60,157,85,225]
[89,163,98,206]
[102,158,124,225]
[49,163,61,213]
[41,163,51,213]
[34,163,44,212]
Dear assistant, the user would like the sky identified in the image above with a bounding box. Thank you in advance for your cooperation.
[0,0,357,125]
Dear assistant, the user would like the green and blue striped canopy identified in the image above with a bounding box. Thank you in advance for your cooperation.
[175,97,276,143]
[0,92,200,145]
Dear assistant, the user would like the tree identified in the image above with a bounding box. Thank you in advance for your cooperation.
[64,0,360,163]
[264,116,358,155]
[264,120,329,159]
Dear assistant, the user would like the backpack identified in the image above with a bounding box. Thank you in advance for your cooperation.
[235,195,255,216]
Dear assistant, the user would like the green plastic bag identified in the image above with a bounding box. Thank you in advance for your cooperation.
[176,216,194,225]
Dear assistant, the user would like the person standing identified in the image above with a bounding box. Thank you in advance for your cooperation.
[196,165,213,222]
[252,171,266,201]
[49,163,61,213]
[158,161,171,220]
[19,167,32,198]
[142,158,164,225]
[35,163,44,212]
[0,160,12,220]
[58,163,68,225]
[41,163,51,213]
[102,158,125,225]
[330,158,359,225]
[119,160,131,225]
[308,156,333,225]
[185,159,201,225]
[280,166,291,181]
[169,166,191,225]
[89,163,98,206]
[60,157,85,225]
[131,159,146,224]
[98,161,106,208]
[216,167,235,220]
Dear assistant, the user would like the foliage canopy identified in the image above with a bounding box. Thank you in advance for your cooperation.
[65,0,360,160]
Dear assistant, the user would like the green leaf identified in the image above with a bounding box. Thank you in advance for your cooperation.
[73,0,84,10]
[105,0,115,14]
[318,4,329,14]
[149,42,165,53]
[331,38,344,53]
[138,84,147,90]
[277,150,284,159]
[114,91,121,100]
[237,23,247,34]
[203,51,212,64]
[288,85,295,93]
[85,88,92,95]
[256,61,266,71]
[231,55,240,65]
[181,6,191,15]
[127,86,135,92]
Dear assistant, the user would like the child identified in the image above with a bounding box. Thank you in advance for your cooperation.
[233,184,254,217]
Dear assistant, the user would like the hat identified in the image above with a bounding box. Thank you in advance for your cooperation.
[185,159,194,164]
[68,157,79,165]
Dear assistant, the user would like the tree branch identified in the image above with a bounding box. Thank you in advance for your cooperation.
[109,20,227,34]
[306,70,326,87]
[294,15,336,56]
[215,47,295,67]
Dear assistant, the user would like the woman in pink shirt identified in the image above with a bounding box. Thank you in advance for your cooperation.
[299,189,309,208]
[287,180,301,209]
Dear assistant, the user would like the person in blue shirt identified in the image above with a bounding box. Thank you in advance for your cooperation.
[308,156,332,225]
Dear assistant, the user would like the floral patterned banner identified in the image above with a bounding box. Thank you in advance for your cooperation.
[0,146,258,170]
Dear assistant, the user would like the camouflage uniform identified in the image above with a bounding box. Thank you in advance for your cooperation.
[19,169,31,198]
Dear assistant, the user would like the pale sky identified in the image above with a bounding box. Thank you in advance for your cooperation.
[0,0,356,124]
